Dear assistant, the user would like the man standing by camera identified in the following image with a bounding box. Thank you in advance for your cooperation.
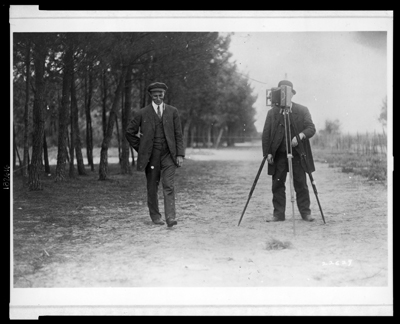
[126,82,184,227]
[262,80,316,222]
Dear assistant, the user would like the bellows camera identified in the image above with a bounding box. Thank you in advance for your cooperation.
[266,85,293,108]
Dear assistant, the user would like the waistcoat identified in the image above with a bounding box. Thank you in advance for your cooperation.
[152,108,166,147]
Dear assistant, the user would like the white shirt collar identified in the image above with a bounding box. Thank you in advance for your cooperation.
[152,101,164,115]
[152,101,164,109]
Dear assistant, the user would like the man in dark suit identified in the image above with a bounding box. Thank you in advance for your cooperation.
[262,80,316,222]
[125,82,184,227]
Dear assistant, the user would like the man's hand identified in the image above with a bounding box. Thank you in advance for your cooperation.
[291,132,306,147]
[266,154,274,165]
[177,156,184,167]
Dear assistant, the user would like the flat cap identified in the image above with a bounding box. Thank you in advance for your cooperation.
[147,82,168,92]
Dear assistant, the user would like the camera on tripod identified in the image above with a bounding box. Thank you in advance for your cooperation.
[266,85,293,108]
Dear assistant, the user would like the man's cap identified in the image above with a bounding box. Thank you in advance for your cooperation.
[147,82,168,93]
[278,80,296,94]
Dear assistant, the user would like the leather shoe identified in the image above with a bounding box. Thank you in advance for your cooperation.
[266,216,285,222]
[166,219,177,227]
[302,215,315,222]
[153,219,165,225]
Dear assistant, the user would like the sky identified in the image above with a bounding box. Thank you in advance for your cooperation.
[225,32,388,134]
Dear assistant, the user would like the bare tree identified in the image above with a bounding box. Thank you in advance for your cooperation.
[68,94,76,178]
[22,39,31,178]
[28,35,47,190]
[55,41,73,182]
[101,69,108,138]
[120,66,133,174]
[43,130,50,174]
[85,65,94,171]
[98,65,128,180]
[71,69,87,176]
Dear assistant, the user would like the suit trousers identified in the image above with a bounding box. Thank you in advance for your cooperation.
[145,142,177,222]
[271,151,311,219]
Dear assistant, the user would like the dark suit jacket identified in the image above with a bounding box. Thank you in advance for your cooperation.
[125,104,185,172]
[262,102,316,175]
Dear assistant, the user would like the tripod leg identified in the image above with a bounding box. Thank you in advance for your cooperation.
[237,156,267,226]
[283,109,296,235]
[308,173,326,224]
[287,154,296,235]
[288,113,326,224]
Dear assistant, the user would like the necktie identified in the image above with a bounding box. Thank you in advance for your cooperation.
[157,105,162,119]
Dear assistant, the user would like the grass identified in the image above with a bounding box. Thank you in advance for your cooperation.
[265,238,293,250]
[309,132,387,182]
[12,163,144,285]
[313,148,387,182]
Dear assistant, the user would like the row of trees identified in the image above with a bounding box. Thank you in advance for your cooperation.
[13,32,258,190]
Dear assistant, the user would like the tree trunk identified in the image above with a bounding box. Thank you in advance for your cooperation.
[182,118,191,152]
[13,125,16,171]
[14,145,22,173]
[99,66,128,180]
[120,67,133,174]
[116,114,121,164]
[65,141,70,163]
[69,104,75,178]
[206,124,212,148]
[85,66,94,171]
[213,127,224,149]
[28,37,46,190]
[38,126,44,171]
[13,125,22,174]
[102,69,108,138]
[117,82,123,164]
[130,146,135,167]
[55,44,73,182]
[201,125,206,147]
[140,75,147,108]
[43,130,50,174]
[71,70,87,176]
[226,125,235,147]
[190,125,196,148]
[22,41,30,178]
[199,126,203,147]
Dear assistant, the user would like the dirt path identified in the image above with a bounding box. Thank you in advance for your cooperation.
[13,143,389,287]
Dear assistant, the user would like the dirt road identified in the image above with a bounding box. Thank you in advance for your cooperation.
[13,143,389,288]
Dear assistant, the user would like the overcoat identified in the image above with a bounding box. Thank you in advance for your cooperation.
[262,102,316,176]
[125,104,185,172]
